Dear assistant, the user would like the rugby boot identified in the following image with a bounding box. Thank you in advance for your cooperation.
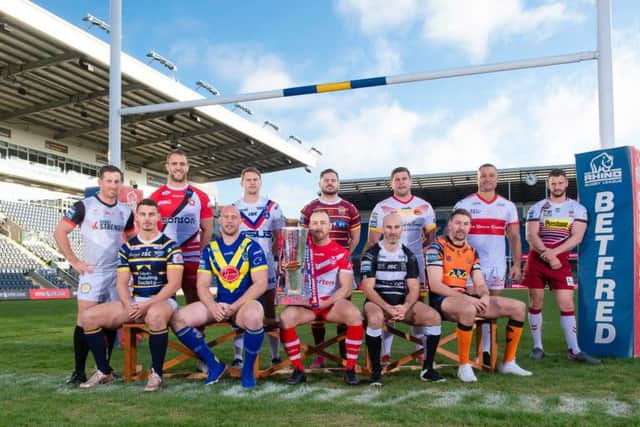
[420,368,446,383]
[568,350,601,364]
[65,370,87,385]
[457,364,477,383]
[369,368,383,387]
[498,360,533,376]
[144,369,162,392]
[529,347,545,360]
[286,368,307,385]
[79,369,114,389]
[344,368,359,386]
[204,361,227,385]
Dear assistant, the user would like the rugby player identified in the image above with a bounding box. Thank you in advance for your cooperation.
[454,163,522,366]
[232,167,285,368]
[300,168,361,367]
[280,210,364,385]
[78,199,183,391]
[54,165,135,385]
[427,209,532,382]
[367,167,436,366]
[361,213,443,386]
[170,205,268,388]
[524,169,600,363]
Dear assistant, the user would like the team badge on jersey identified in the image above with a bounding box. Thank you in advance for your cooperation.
[447,268,468,280]
[221,266,240,282]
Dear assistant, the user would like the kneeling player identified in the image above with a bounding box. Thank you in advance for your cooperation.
[427,209,532,383]
[79,199,183,391]
[362,213,443,386]
[170,205,267,388]
[280,210,364,385]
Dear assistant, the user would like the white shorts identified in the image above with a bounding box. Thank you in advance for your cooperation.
[482,264,507,291]
[77,270,118,303]
[133,295,179,312]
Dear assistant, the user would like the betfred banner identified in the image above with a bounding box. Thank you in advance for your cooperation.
[29,288,71,300]
[575,146,640,358]
[0,289,29,300]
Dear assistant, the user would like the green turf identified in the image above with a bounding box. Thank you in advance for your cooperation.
[1,291,639,426]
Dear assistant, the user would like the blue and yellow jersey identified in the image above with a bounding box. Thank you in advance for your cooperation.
[199,234,267,304]
[118,233,184,297]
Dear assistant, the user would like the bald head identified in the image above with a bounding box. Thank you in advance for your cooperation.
[219,205,241,238]
[382,212,403,246]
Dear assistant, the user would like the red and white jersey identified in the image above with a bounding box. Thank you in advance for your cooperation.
[310,239,353,299]
[526,198,587,250]
[150,184,213,263]
[369,195,435,283]
[454,193,518,272]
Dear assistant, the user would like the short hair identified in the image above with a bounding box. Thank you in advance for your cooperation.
[310,209,330,220]
[136,198,158,212]
[391,166,411,179]
[166,148,188,163]
[478,163,497,171]
[548,168,567,179]
[98,165,123,180]
[320,168,339,180]
[449,208,472,221]
[241,167,261,180]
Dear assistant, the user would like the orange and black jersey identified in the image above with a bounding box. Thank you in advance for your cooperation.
[425,236,481,290]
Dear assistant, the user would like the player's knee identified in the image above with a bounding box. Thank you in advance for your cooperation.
[345,308,363,325]
[366,311,384,328]
[80,310,98,330]
[241,303,264,329]
[279,309,295,328]
[510,300,526,320]
[145,309,167,330]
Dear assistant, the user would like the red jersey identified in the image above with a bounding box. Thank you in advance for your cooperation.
[149,184,213,263]
[300,197,360,250]
[310,239,353,299]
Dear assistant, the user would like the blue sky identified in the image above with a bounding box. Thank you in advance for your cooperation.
[35,1,640,216]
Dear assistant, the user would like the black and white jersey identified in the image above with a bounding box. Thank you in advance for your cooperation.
[360,242,419,305]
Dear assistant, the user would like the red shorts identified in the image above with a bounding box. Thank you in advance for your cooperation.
[311,304,335,321]
[522,252,576,290]
[182,261,199,289]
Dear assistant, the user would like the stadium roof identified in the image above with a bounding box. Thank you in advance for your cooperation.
[0,1,315,183]
[340,164,577,211]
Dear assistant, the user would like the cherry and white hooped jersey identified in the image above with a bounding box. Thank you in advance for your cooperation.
[310,239,353,300]
[233,196,284,284]
[150,184,213,263]
[454,193,518,272]
[369,195,435,282]
[526,198,587,249]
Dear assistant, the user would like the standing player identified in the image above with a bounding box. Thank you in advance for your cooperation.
[170,205,268,388]
[150,149,214,307]
[427,209,532,382]
[280,210,364,385]
[362,213,443,386]
[524,169,600,363]
[454,163,522,366]
[54,165,135,385]
[300,168,361,367]
[78,199,183,391]
[232,167,285,367]
[367,167,437,364]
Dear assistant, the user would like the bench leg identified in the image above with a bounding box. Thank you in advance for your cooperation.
[123,326,138,383]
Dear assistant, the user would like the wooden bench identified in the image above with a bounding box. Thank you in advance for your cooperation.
[365,318,498,374]
[122,320,366,382]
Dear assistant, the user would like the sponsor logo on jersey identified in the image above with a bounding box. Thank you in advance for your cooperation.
[469,208,482,215]
[360,260,372,273]
[447,268,468,280]
[584,151,623,186]
[220,266,240,282]
[161,191,171,196]
[544,219,570,230]
[91,220,125,232]
[157,200,171,206]
[162,217,196,224]
[332,219,348,230]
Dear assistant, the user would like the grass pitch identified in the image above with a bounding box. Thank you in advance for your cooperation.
[1,291,639,426]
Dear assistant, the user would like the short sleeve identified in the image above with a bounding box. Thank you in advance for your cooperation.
[167,241,184,269]
[425,242,444,268]
[526,202,542,222]
[248,242,268,272]
[349,203,361,231]
[575,203,588,223]
[272,202,285,230]
[198,244,214,274]
[369,203,383,232]
[117,242,130,272]
[62,201,85,226]
[506,201,519,225]
[359,247,378,278]
[405,250,419,279]
[197,189,214,220]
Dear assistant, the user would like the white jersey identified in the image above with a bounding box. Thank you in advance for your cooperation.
[369,195,436,283]
[62,195,134,273]
[455,193,518,285]
[526,198,587,249]
[233,196,285,287]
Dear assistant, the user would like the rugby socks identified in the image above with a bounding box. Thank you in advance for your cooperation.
[241,327,265,385]
[84,327,112,374]
[424,325,441,371]
[503,319,524,363]
[560,311,580,354]
[104,328,117,361]
[281,327,304,371]
[73,325,89,374]
[149,328,169,376]
[528,308,543,350]
[411,325,425,353]
[482,323,492,353]
[382,323,395,357]
[175,327,220,369]
[233,328,244,362]
[456,323,473,366]
[345,324,363,370]
[366,327,383,372]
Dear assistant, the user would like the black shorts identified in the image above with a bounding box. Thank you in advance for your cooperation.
[428,291,480,322]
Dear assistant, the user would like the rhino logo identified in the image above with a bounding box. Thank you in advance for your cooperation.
[590,152,614,173]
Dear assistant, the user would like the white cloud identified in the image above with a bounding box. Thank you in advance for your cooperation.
[335,0,418,34]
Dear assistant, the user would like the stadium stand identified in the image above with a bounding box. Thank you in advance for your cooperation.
[32,268,70,289]
[0,235,43,271]
[24,240,64,263]
[0,270,34,291]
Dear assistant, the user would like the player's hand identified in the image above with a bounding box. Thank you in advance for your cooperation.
[128,302,144,320]
[317,298,332,310]
[468,295,489,314]
[72,260,94,275]
[508,266,522,282]
[220,302,237,317]
[393,304,409,321]
[545,253,562,270]
[209,302,227,322]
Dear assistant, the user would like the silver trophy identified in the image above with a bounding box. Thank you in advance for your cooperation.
[277,226,317,306]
